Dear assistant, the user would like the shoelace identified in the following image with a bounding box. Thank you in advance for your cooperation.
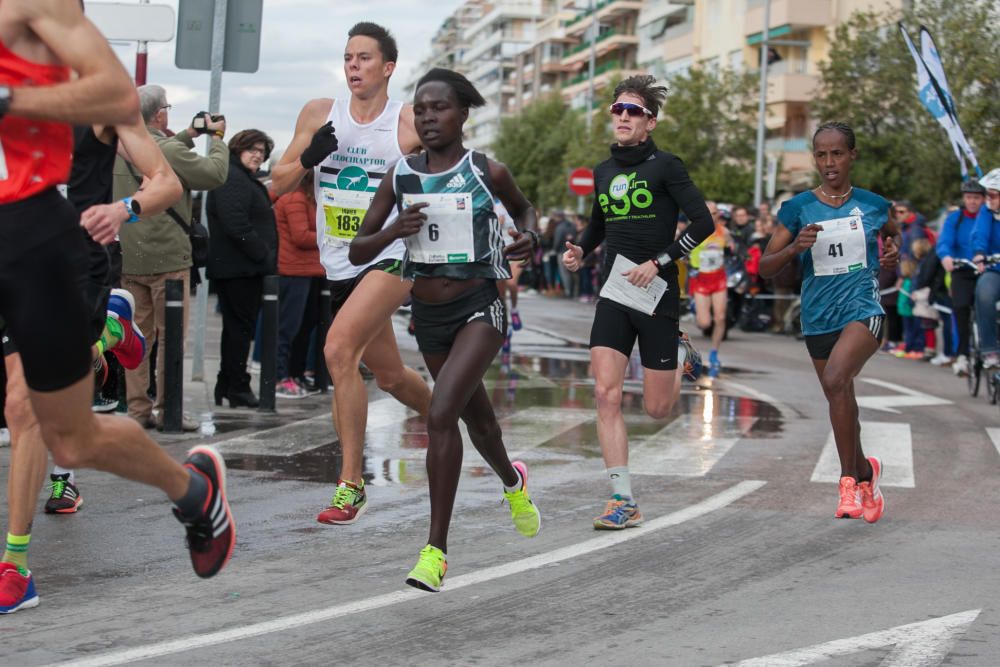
[330,484,360,510]
[857,481,874,504]
[417,546,445,573]
[504,486,532,514]
[49,479,67,499]
[174,509,212,553]
[838,480,858,505]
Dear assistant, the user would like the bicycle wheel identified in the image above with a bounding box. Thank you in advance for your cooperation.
[968,354,982,396]
[968,314,981,397]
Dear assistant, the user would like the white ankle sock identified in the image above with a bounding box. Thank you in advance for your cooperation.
[52,466,74,484]
[608,466,632,498]
[503,466,523,493]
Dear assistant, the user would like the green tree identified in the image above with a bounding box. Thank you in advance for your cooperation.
[493,94,583,214]
[652,67,758,204]
[812,0,999,214]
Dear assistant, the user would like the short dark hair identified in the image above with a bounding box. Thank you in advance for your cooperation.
[612,75,668,117]
[416,68,486,109]
[229,129,274,162]
[348,22,398,63]
[813,122,856,150]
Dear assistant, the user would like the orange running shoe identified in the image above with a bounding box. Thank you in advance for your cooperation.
[858,457,885,524]
[835,476,862,519]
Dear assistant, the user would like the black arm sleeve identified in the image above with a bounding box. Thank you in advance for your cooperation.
[578,196,606,257]
[659,155,713,262]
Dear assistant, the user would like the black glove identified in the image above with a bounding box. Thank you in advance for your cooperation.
[300,121,338,169]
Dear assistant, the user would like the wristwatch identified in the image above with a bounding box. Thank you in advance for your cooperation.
[0,85,12,120]
[122,197,141,223]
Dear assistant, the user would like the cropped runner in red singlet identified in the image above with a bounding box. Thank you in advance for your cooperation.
[0,1,234,615]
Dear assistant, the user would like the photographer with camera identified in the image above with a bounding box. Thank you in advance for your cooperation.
[113,85,230,431]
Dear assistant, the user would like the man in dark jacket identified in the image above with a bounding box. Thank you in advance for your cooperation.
[895,200,930,261]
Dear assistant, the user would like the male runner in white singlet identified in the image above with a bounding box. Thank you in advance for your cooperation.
[271,22,432,525]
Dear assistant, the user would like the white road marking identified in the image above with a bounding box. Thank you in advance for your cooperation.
[986,428,1000,457]
[810,421,915,487]
[213,397,405,456]
[727,608,980,666]
[857,377,952,414]
[630,415,745,477]
[50,481,765,667]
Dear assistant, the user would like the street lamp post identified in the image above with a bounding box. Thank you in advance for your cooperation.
[753,0,771,207]
[586,0,597,131]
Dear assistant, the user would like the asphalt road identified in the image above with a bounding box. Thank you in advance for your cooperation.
[1,293,998,666]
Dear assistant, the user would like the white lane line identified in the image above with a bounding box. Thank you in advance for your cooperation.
[856,378,952,414]
[630,417,742,477]
[810,421,915,488]
[727,608,980,666]
[52,480,765,667]
[213,398,407,456]
[986,428,1000,457]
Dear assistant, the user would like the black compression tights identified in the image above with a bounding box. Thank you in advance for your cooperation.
[422,321,518,554]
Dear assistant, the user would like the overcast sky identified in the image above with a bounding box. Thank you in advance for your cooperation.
[89,0,457,159]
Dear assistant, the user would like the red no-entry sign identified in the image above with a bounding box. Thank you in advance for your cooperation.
[568,167,594,196]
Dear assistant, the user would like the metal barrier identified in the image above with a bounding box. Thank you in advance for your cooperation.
[258,275,278,412]
[314,284,332,393]
[162,279,185,433]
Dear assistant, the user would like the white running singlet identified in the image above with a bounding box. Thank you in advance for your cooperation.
[314,99,405,280]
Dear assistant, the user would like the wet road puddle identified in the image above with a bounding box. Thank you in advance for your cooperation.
[224,349,783,485]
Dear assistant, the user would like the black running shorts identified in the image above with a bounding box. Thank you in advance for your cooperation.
[805,315,885,361]
[0,189,92,391]
[589,300,679,370]
[329,257,403,322]
[411,281,507,354]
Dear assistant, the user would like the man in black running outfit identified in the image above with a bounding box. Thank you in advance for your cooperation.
[563,75,714,530]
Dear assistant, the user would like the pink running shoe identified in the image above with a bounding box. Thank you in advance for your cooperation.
[835,476,863,519]
[858,457,885,524]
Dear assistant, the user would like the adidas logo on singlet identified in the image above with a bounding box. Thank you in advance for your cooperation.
[447,173,467,189]
[850,207,863,217]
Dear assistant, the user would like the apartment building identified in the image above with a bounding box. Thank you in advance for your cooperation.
[458,1,544,149]
[417,0,906,185]
[638,0,907,188]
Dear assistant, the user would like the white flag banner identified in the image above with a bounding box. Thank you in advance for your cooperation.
[919,26,981,178]
[899,23,981,180]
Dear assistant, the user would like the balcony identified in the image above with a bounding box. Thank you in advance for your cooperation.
[560,62,644,98]
[745,0,831,40]
[462,31,503,64]
[765,137,809,153]
[562,30,639,67]
[767,72,818,104]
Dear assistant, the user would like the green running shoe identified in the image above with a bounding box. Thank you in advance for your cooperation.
[406,545,447,593]
[503,461,540,537]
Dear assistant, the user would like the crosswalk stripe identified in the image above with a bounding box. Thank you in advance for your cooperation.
[985,428,1000,457]
[810,421,915,488]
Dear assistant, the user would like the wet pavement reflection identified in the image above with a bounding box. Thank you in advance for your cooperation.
[224,349,783,485]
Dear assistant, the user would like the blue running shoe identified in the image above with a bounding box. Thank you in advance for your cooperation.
[593,495,643,530]
[708,349,721,378]
[0,563,39,614]
[510,309,523,331]
[679,332,702,381]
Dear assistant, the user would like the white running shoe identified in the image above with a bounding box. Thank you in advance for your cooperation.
[929,354,953,366]
[952,355,969,376]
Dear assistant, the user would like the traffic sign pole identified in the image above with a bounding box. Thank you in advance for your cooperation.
[191,0,228,381]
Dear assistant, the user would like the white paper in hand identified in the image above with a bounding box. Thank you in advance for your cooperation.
[599,254,668,316]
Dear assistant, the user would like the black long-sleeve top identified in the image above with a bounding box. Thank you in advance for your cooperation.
[578,139,714,318]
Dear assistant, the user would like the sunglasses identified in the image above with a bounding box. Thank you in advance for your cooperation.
[609,102,653,118]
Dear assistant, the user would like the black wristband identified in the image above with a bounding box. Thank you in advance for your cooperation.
[0,85,12,120]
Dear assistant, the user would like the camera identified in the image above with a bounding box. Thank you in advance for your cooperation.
[192,112,225,133]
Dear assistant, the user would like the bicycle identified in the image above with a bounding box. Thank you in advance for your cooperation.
[954,255,1000,399]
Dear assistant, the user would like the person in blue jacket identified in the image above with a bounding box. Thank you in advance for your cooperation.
[936,179,990,375]
[971,171,1000,368]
